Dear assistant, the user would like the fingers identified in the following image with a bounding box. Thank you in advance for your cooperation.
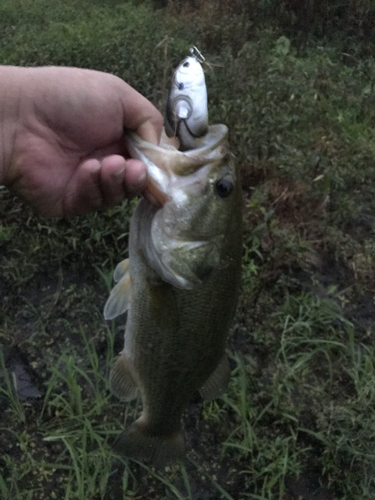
[119,82,164,145]
[63,158,102,216]
[63,156,148,217]
[136,116,163,145]
[100,155,147,205]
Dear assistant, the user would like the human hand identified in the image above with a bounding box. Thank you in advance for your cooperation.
[0,66,163,216]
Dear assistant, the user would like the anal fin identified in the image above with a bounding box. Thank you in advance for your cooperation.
[199,354,231,401]
[109,353,138,401]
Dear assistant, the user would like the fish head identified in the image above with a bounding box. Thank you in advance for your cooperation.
[151,160,238,288]
[127,125,240,289]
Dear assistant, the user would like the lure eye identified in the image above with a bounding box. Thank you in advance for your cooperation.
[183,61,190,67]
[215,178,234,198]
[178,82,184,90]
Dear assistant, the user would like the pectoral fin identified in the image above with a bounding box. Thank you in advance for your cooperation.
[113,258,130,283]
[199,354,231,401]
[103,271,132,320]
[109,353,138,401]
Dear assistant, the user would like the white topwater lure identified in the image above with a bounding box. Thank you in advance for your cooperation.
[164,46,208,151]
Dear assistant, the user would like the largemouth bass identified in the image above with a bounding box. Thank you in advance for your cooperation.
[104,124,242,467]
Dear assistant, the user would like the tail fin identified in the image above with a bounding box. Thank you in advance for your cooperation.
[113,419,185,468]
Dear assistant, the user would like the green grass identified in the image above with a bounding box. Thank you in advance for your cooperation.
[1,0,375,499]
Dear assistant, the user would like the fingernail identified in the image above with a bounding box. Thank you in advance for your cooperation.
[113,165,125,178]
[130,170,147,190]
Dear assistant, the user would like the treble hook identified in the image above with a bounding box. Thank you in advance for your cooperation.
[189,46,205,63]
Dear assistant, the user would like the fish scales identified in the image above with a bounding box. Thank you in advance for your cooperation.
[104,125,242,466]
[127,196,241,437]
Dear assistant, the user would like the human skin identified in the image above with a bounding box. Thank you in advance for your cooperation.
[0,66,163,216]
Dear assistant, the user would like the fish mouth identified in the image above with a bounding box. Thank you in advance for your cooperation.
[125,132,171,206]
[145,176,170,206]
[125,125,228,190]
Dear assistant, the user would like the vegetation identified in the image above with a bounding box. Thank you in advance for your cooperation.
[1,0,374,498]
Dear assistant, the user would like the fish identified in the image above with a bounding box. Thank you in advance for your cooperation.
[103,124,242,467]
[164,47,208,151]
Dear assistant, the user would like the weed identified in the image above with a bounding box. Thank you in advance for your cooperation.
[0,351,26,424]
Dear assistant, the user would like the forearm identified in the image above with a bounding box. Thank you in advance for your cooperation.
[0,66,23,186]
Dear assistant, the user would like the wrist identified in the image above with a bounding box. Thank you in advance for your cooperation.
[0,66,22,186]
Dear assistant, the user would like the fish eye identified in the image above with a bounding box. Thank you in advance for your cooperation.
[215,178,233,198]
[183,61,190,67]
